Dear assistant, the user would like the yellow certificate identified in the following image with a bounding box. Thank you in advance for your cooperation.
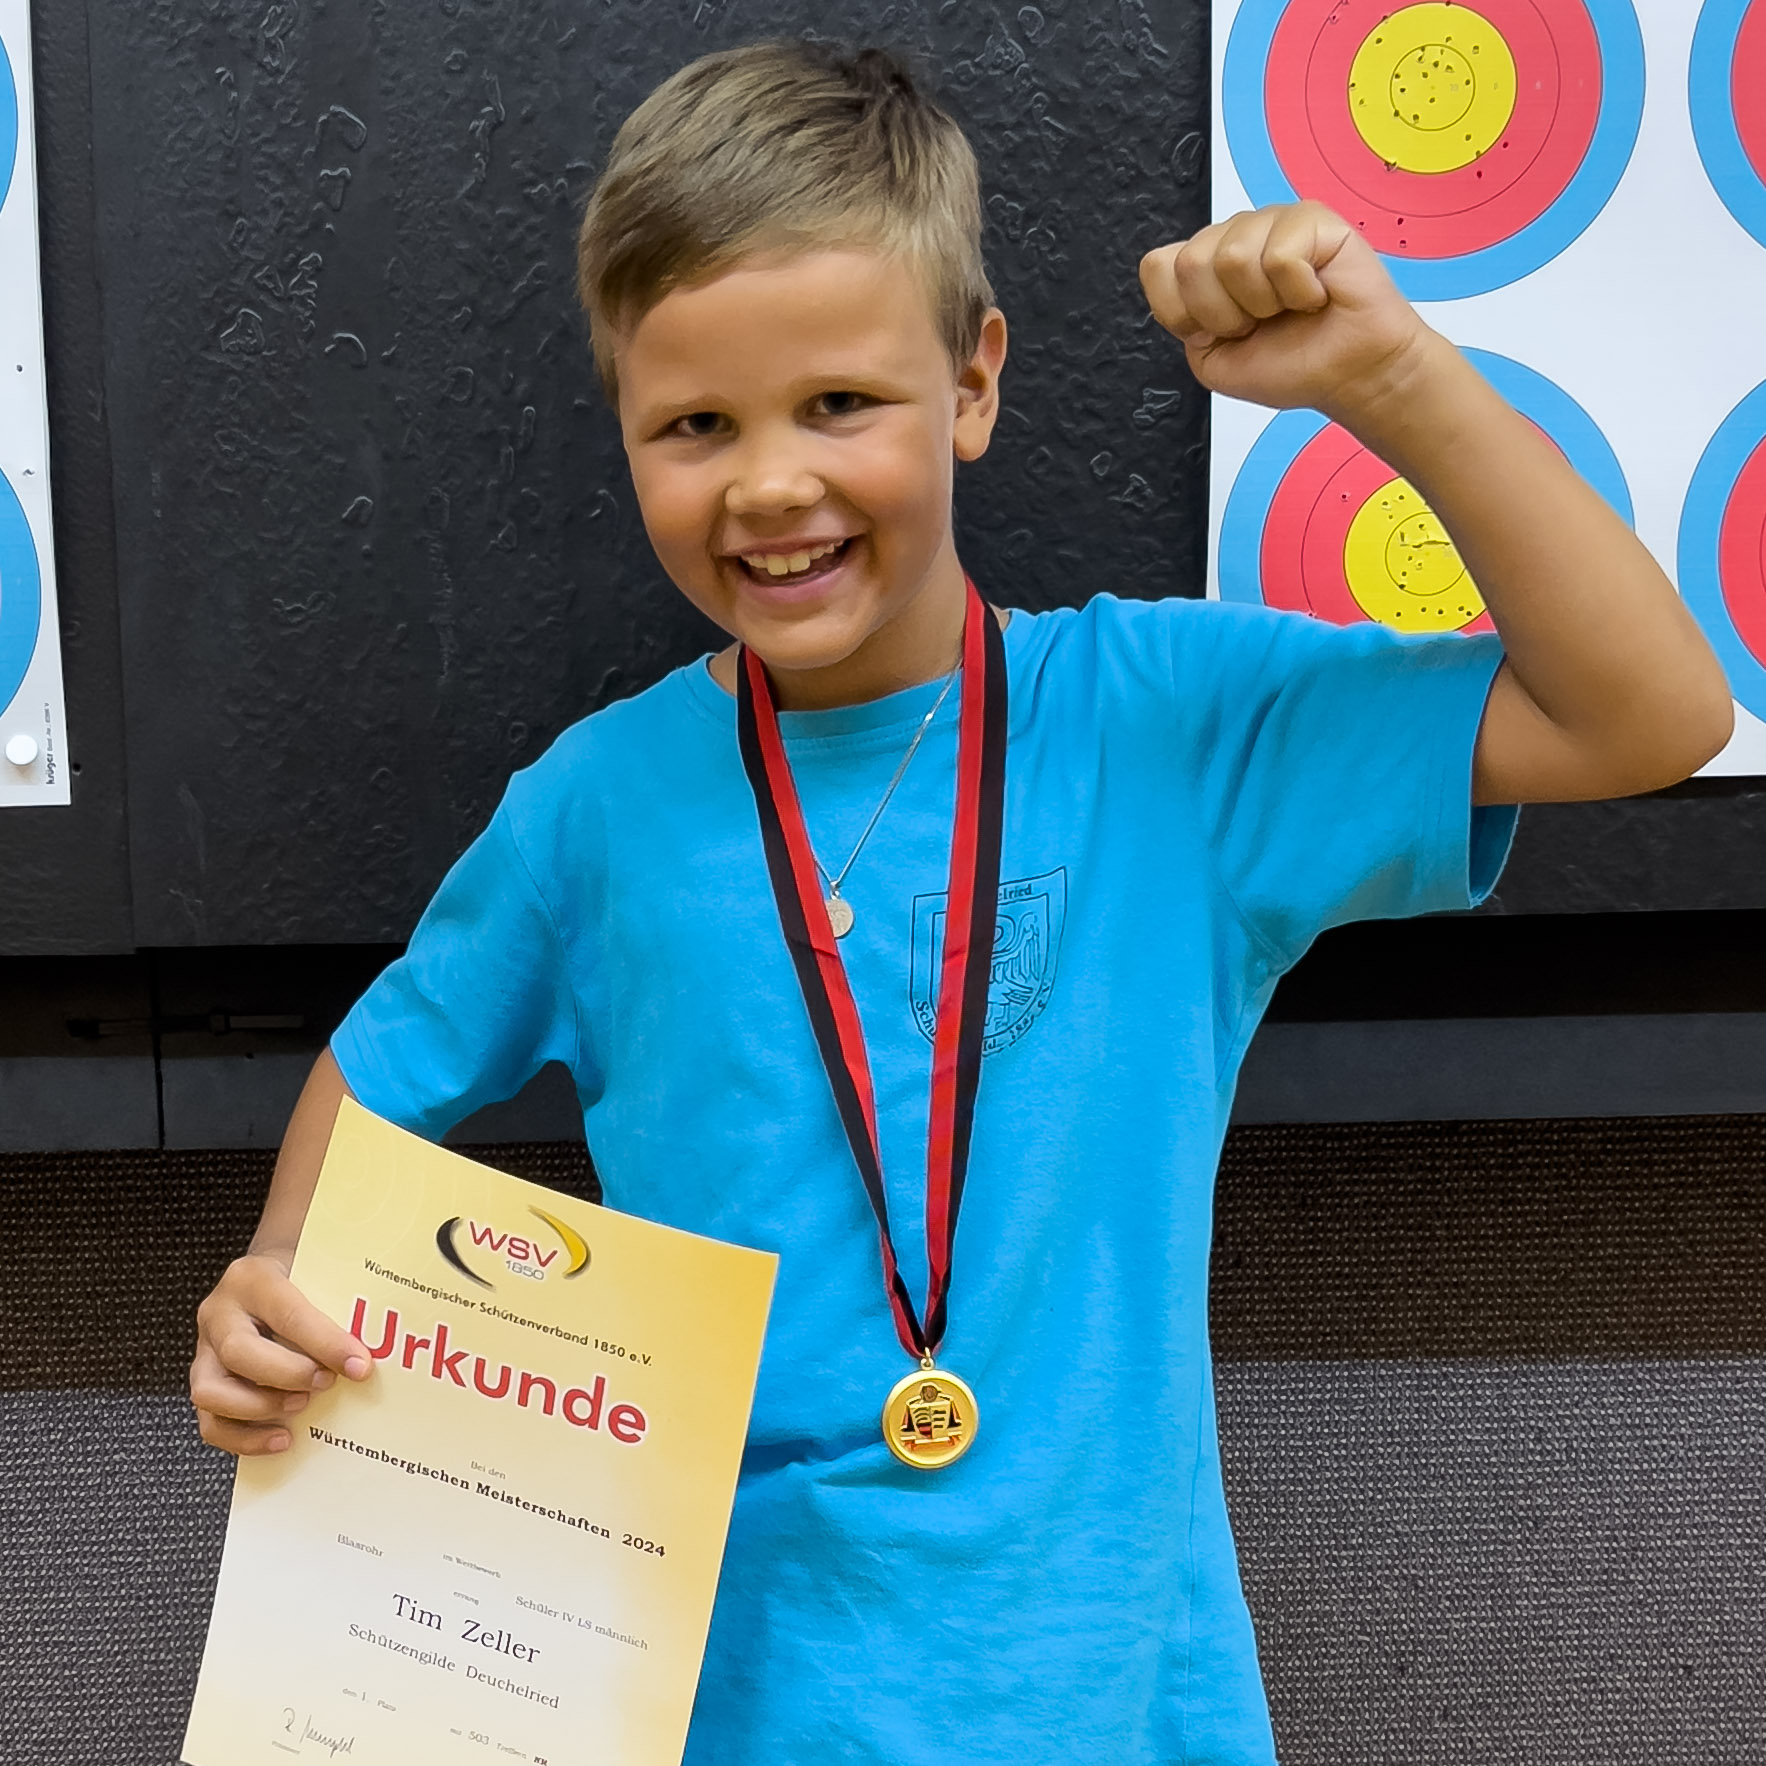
[183,1099,776,1766]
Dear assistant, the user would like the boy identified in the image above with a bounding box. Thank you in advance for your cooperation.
[189,41,1731,1764]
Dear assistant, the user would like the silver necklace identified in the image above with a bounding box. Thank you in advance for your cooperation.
[812,658,961,938]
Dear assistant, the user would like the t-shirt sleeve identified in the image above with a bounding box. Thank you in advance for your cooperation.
[1184,604,1517,969]
[329,805,582,1141]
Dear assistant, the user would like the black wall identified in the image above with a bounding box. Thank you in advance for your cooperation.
[6,0,1766,959]
[10,0,1215,950]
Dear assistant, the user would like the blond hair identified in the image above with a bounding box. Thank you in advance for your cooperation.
[577,41,994,400]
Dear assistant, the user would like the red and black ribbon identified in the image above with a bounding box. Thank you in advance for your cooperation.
[736,581,1007,1360]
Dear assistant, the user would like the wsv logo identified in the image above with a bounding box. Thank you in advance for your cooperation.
[435,1206,589,1291]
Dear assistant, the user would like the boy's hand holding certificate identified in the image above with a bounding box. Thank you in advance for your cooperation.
[184,1100,775,1766]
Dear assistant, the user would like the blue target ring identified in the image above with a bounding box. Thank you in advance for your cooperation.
[1222,0,1646,301]
[1691,0,1766,251]
[1220,349,1632,615]
[1679,379,1766,719]
[0,471,43,716]
[0,33,16,213]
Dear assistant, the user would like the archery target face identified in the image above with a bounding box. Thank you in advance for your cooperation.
[1218,349,1633,635]
[1223,0,1645,298]
[1691,0,1766,250]
[1679,380,1766,723]
[0,35,35,723]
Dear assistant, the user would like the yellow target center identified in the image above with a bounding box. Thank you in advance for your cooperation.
[1343,478,1487,632]
[1391,45,1477,133]
[1349,3,1516,174]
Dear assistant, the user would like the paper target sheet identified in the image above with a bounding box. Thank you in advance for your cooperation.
[1209,0,1766,774]
[0,0,66,804]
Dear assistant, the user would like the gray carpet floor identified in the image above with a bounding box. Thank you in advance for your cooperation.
[4,1123,1764,1762]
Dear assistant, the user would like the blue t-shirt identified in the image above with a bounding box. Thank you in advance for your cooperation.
[333,594,1514,1764]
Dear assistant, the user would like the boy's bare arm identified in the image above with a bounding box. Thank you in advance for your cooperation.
[1141,203,1735,805]
[189,1049,371,1456]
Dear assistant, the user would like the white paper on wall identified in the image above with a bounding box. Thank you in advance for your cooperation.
[0,0,68,806]
[1208,0,1766,775]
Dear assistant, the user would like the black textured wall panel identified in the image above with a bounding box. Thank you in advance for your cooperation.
[84,0,1209,945]
[1487,788,1766,915]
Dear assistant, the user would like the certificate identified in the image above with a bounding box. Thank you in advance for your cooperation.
[183,1099,776,1766]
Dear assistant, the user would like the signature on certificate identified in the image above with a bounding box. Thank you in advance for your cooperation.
[275,1708,356,1757]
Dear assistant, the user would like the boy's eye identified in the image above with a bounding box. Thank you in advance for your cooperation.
[814,391,873,418]
[670,411,729,439]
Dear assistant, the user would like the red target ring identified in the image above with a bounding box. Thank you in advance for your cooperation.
[1265,0,1602,259]
[1737,0,1766,188]
[1719,436,1766,664]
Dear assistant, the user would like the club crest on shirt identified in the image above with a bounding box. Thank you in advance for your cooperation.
[910,868,1067,1054]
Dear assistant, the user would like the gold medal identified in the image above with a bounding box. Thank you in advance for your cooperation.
[882,1361,978,1471]
[740,584,1005,1478]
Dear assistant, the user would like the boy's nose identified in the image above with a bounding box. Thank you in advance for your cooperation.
[724,445,824,518]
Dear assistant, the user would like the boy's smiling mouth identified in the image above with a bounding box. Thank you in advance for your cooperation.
[734,536,855,585]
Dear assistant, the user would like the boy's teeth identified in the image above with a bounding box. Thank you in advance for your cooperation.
[744,540,842,576]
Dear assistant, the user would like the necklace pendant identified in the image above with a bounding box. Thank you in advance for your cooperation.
[825,894,855,939]
[882,1363,978,1470]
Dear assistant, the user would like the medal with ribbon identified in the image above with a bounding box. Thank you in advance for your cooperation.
[736,580,1006,1470]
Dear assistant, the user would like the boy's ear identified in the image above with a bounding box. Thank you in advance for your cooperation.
[953,309,1009,464]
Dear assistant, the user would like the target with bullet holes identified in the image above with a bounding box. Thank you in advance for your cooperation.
[1691,0,1766,250]
[0,22,27,746]
[1218,350,1633,633]
[0,18,25,722]
[1679,381,1766,722]
[0,1,68,806]
[1222,0,1646,299]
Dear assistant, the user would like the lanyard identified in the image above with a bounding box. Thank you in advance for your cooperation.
[735,581,1007,1360]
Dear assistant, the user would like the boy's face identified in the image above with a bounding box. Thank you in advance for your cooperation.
[615,249,1006,706]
